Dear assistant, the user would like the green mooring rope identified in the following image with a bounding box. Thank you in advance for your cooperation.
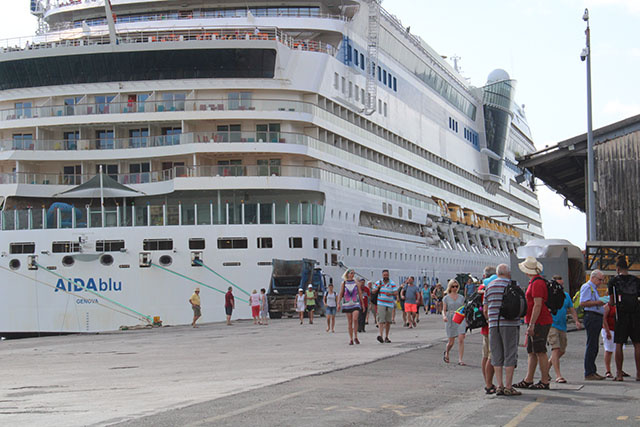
[150,262,249,303]
[193,259,251,296]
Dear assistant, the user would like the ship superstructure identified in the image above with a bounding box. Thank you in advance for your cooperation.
[0,0,541,334]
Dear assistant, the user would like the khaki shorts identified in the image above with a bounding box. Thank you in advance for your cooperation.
[192,305,201,317]
[547,327,567,352]
[482,334,491,359]
[377,305,393,324]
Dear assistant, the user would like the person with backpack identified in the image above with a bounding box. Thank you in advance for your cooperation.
[485,264,522,396]
[607,255,640,381]
[548,275,582,384]
[514,256,552,390]
[579,269,607,380]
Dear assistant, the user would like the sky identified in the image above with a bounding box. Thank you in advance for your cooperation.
[1,1,639,249]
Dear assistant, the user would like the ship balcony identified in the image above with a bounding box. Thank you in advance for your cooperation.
[0,199,326,231]
[0,98,316,128]
[0,131,310,152]
[0,27,336,58]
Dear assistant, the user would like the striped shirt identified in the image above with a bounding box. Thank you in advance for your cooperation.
[374,280,398,308]
[485,277,520,328]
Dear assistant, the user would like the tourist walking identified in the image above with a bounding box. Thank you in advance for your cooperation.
[442,279,466,365]
[189,287,201,328]
[367,281,377,327]
[464,276,476,300]
[337,269,363,345]
[402,276,419,328]
[423,283,432,315]
[358,279,370,333]
[260,288,269,325]
[607,255,640,381]
[374,269,398,343]
[480,265,497,393]
[250,289,261,325]
[485,264,521,396]
[324,282,337,332]
[305,284,317,324]
[579,269,606,380]
[515,256,552,390]
[296,288,305,324]
[224,286,234,326]
[548,275,582,383]
[432,282,444,314]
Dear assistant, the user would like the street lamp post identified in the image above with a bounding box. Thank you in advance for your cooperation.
[582,8,596,242]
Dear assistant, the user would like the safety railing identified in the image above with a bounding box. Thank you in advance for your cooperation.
[0,200,326,230]
[0,26,337,56]
[0,97,314,122]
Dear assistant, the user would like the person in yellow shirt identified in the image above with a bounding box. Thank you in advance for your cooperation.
[189,288,201,327]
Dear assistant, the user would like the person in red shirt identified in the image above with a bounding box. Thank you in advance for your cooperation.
[358,279,371,333]
[224,286,235,326]
[514,257,552,390]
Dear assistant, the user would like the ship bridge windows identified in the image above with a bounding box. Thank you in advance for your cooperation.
[143,239,173,251]
[96,240,125,252]
[9,242,35,254]
[52,241,81,253]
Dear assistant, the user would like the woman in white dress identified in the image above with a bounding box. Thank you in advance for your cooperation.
[295,288,305,325]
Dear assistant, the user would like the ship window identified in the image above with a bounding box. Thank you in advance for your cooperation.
[96,164,119,180]
[354,49,359,66]
[189,238,205,250]
[393,77,397,91]
[228,92,252,110]
[257,237,273,249]
[129,128,149,148]
[96,130,115,150]
[398,207,403,217]
[334,72,339,89]
[313,238,319,249]
[384,102,387,117]
[63,165,81,185]
[161,93,186,111]
[95,95,115,114]
[341,76,346,94]
[256,123,280,143]
[52,241,81,253]
[323,238,327,249]
[218,238,248,249]
[223,262,241,267]
[355,85,360,102]
[289,237,303,248]
[143,239,173,251]
[337,240,341,251]
[9,242,35,254]
[377,66,381,81]
[383,70,387,85]
[388,73,393,89]
[408,209,412,219]
[15,101,32,118]
[96,240,125,252]
[63,131,79,150]
[12,134,33,150]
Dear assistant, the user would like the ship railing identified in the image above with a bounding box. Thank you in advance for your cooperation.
[48,7,347,31]
[0,131,308,151]
[0,165,320,187]
[0,199,326,230]
[0,97,316,122]
[0,27,338,56]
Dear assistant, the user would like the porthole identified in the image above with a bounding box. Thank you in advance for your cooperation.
[100,254,114,266]
[62,255,75,267]
[9,259,20,270]
[159,255,173,266]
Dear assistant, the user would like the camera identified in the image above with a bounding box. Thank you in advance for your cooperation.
[580,48,588,62]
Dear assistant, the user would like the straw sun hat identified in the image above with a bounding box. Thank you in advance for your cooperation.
[518,256,543,275]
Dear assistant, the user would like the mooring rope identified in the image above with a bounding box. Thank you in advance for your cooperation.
[193,259,251,296]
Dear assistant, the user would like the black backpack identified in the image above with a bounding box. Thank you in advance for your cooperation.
[500,281,527,320]
[464,291,487,331]
[610,275,640,313]
[544,278,566,315]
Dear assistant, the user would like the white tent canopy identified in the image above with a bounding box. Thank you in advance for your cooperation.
[54,173,144,199]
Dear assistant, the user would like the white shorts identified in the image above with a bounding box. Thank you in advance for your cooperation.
[602,329,615,353]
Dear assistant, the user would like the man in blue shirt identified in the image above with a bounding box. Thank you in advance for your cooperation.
[548,275,582,383]
[579,269,606,380]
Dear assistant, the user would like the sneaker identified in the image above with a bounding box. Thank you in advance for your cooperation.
[377,335,384,343]
[585,373,605,381]
[384,337,391,343]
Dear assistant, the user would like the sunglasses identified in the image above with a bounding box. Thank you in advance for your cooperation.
[451,286,458,288]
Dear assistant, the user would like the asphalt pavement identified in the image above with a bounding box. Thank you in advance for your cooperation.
[2,311,640,426]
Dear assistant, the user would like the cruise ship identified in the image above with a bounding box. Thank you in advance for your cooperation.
[0,0,542,334]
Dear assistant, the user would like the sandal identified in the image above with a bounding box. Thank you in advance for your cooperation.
[349,340,354,345]
[513,380,533,389]
[484,385,497,395]
[605,371,613,379]
[443,351,450,364]
[495,386,505,396]
[622,371,630,377]
[529,381,550,390]
[503,387,522,396]
[613,376,623,382]
[555,377,567,384]
[458,362,466,366]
